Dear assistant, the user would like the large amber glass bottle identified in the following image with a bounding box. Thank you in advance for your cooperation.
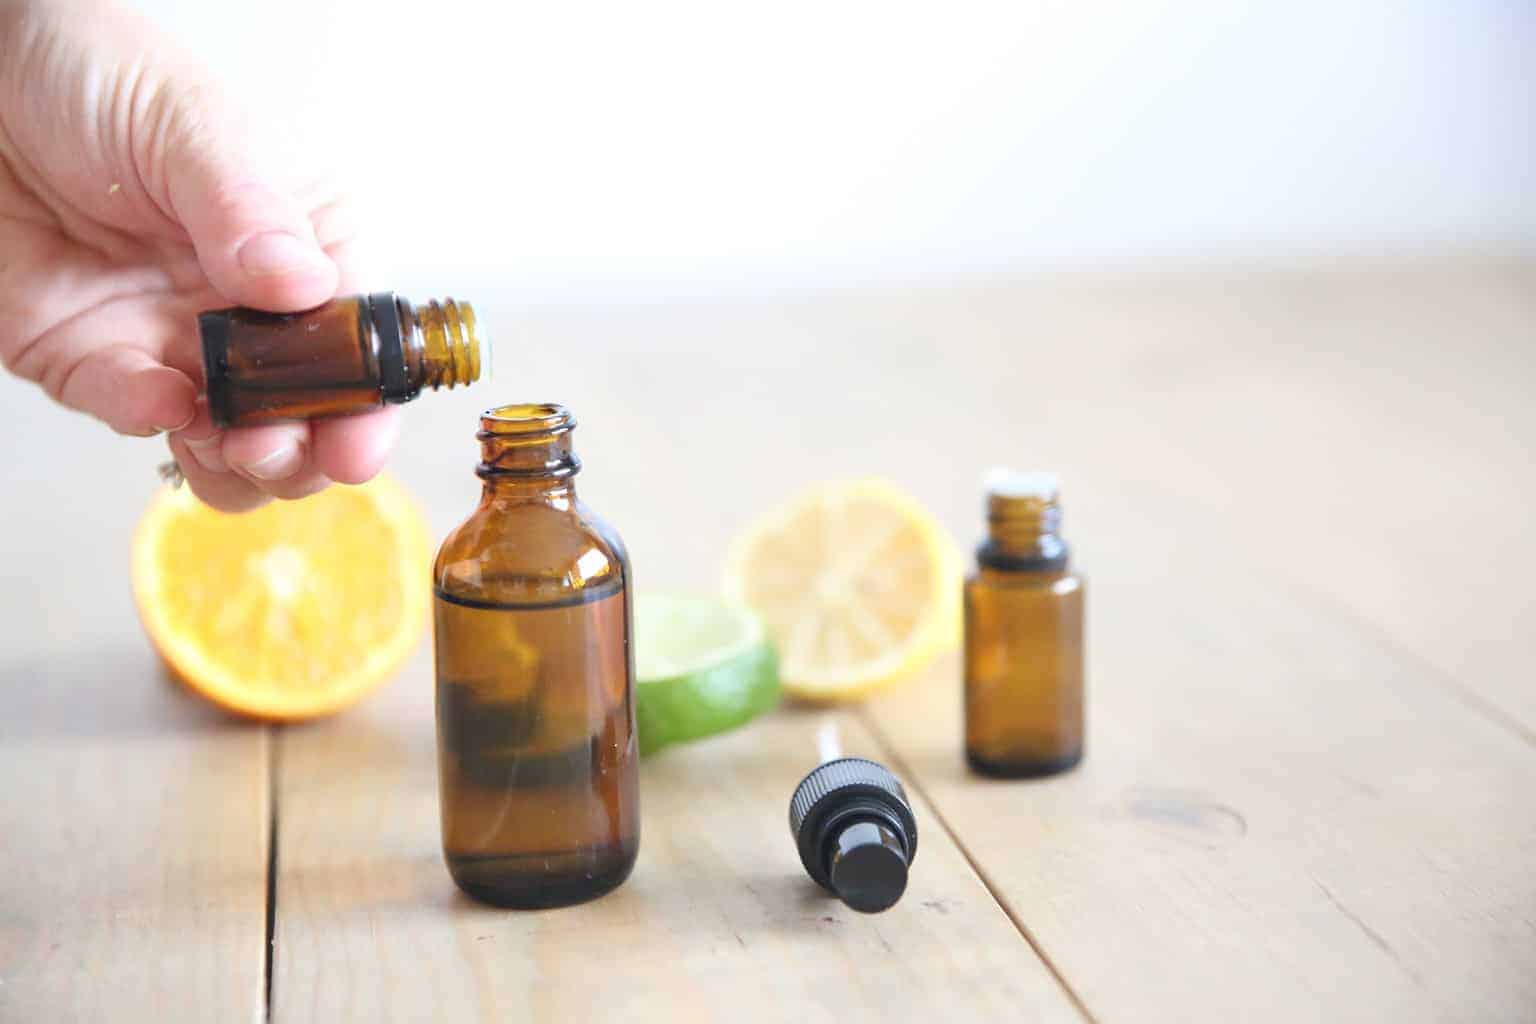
[964,471,1085,777]
[433,404,638,907]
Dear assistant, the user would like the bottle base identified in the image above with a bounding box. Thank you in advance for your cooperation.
[966,748,1083,779]
[447,843,637,909]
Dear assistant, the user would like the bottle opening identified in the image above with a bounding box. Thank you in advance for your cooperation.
[477,403,580,480]
[480,403,576,437]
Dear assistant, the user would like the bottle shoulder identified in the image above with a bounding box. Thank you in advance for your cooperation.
[434,498,629,604]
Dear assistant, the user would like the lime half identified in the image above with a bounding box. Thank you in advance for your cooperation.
[635,594,780,756]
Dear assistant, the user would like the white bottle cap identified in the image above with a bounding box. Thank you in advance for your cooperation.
[983,468,1059,501]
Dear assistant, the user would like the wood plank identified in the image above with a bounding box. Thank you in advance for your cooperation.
[0,389,270,1022]
[1056,257,1536,737]
[270,648,1080,1022]
[864,481,1536,1021]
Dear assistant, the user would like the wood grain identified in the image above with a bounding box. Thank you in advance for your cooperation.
[0,395,271,1023]
[0,667,270,1022]
[1051,259,1536,739]
[269,649,1080,1022]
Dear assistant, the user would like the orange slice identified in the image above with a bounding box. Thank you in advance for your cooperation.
[132,476,430,720]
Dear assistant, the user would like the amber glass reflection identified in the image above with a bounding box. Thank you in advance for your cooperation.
[432,404,639,907]
[964,478,1085,777]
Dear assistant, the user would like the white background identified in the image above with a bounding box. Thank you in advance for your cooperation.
[132,0,1531,304]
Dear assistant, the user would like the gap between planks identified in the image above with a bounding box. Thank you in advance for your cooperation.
[258,704,1094,1021]
[856,706,1100,1024]
[264,725,281,1023]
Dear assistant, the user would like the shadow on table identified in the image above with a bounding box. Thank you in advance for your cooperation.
[0,644,239,742]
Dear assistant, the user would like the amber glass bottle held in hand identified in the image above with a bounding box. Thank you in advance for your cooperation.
[964,471,1085,777]
[198,293,481,427]
[433,404,639,908]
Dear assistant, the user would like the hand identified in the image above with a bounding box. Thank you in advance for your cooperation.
[0,0,398,511]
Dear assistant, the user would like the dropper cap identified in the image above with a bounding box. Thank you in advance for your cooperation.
[789,757,918,913]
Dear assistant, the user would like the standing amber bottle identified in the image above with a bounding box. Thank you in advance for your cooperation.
[964,471,1085,777]
[433,403,639,907]
[198,292,481,427]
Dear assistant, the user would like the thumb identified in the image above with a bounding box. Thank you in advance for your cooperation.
[161,105,339,312]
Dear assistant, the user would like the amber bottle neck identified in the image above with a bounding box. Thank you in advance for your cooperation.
[390,295,481,398]
[979,490,1068,571]
[475,404,580,504]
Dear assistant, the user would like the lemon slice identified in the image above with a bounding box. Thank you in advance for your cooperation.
[132,476,430,720]
[634,594,780,755]
[723,479,961,702]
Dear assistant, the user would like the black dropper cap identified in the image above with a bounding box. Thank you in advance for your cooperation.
[789,757,918,913]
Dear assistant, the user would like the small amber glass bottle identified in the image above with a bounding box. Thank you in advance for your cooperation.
[964,471,1085,777]
[198,292,481,427]
[433,403,639,908]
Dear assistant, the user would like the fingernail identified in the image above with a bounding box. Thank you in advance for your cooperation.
[185,435,227,473]
[156,408,197,433]
[238,231,331,278]
[238,441,304,481]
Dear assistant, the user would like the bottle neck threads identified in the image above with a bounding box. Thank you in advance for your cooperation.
[406,297,481,390]
[981,471,1068,570]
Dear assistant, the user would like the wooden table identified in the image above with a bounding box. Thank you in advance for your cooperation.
[3,254,1532,1022]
